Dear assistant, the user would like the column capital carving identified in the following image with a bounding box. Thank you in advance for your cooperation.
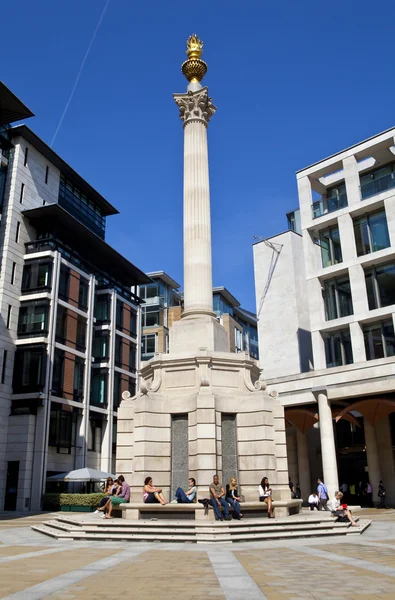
[173,87,216,127]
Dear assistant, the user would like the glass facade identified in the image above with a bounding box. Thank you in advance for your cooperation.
[323,328,353,368]
[18,302,49,336]
[312,183,348,219]
[13,345,47,393]
[365,262,395,310]
[21,259,52,294]
[354,210,390,256]
[363,320,395,360]
[323,277,353,320]
[319,226,342,268]
[142,306,160,327]
[213,294,233,317]
[92,330,109,362]
[58,174,106,238]
[94,294,111,323]
[360,162,395,199]
[90,369,108,407]
[142,333,156,360]
[78,278,89,311]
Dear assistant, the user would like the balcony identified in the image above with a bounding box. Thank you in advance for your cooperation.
[360,171,395,200]
[312,193,348,219]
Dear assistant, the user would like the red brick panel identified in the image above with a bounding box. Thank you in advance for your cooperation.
[65,309,77,349]
[123,304,131,335]
[121,339,130,370]
[121,374,129,393]
[68,270,80,307]
[63,352,75,400]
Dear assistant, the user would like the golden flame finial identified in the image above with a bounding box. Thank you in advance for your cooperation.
[181,33,207,84]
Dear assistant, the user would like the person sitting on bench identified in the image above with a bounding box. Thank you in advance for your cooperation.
[210,474,232,521]
[171,478,197,503]
[225,476,243,519]
[143,476,167,505]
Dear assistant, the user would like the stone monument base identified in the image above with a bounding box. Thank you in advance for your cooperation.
[116,349,291,507]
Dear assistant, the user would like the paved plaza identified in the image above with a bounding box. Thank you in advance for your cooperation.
[0,510,394,599]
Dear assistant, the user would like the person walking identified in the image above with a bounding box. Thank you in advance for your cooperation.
[317,478,330,511]
[209,474,231,521]
[308,492,319,510]
[378,481,389,509]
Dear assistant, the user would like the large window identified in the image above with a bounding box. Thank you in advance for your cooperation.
[73,357,84,401]
[51,349,64,396]
[48,407,77,452]
[142,333,156,360]
[323,277,353,321]
[365,262,395,310]
[129,343,136,372]
[90,369,108,407]
[363,320,395,361]
[114,335,123,368]
[58,265,70,301]
[22,259,52,293]
[143,306,160,327]
[94,294,111,323]
[13,345,47,393]
[319,226,342,268]
[18,302,49,337]
[312,183,348,219]
[78,278,89,311]
[92,330,109,362]
[354,210,390,256]
[76,316,86,351]
[130,310,137,337]
[323,328,353,368]
[140,283,161,302]
[360,162,395,199]
[58,173,106,239]
[213,294,233,317]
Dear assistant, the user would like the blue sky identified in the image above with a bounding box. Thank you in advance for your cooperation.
[2,0,395,311]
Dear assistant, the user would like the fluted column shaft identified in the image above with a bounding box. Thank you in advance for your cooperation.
[183,119,214,317]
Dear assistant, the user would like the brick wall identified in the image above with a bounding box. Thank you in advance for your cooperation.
[68,270,80,308]
[63,352,76,400]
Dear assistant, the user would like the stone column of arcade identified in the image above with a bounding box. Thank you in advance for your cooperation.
[296,429,311,502]
[317,390,339,499]
[364,419,382,506]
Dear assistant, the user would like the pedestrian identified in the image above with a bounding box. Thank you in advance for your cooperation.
[209,474,232,521]
[308,492,319,510]
[225,476,243,519]
[317,477,330,511]
[366,481,373,507]
[259,476,274,518]
[295,483,301,499]
[330,491,359,527]
[378,480,389,509]
[104,475,130,519]
[171,478,197,504]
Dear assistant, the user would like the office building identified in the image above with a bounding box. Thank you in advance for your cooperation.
[0,81,148,511]
[254,127,395,503]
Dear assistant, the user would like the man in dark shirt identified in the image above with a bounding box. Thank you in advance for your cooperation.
[209,474,231,521]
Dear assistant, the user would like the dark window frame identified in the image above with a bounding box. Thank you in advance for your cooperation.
[353,209,390,256]
[363,320,395,361]
[323,328,353,368]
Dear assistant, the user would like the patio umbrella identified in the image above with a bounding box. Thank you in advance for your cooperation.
[46,467,116,482]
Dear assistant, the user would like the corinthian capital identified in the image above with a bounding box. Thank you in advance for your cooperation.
[173,87,216,127]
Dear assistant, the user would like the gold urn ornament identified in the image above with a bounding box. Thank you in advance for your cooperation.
[181,34,208,83]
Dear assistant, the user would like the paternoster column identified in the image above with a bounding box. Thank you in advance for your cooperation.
[174,35,216,320]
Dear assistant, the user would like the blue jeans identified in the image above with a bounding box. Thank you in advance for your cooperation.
[227,497,241,516]
[175,487,192,503]
[210,497,230,519]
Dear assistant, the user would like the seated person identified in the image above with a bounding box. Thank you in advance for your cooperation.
[210,474,231,521]
[104,475,130,519]
[330,491,359,527]
[308,492,319,510]
[259,476,274,518]
[143,476,167,505]
[171,478,197,503]
[225,477,243,519]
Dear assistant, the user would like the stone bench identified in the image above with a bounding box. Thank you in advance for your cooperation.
[114,499,302,520]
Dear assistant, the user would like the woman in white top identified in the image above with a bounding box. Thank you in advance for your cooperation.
[330,491,359,527]
[259,476,274,518]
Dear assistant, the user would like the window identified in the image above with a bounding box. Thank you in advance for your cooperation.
[78,278,89,311]
[360,162,395,199]
[143,306,160,327]
[323,277,353,320]
[128,377,136,397]
[55,305,67,344]
[18,302,49,336]
[318,226,342,268]
[73,357,84,401]
[48,407,77,451]
[13,345,47,393]
[6,305,11,329]
[92,330,109,362]
[142,333,156,359]
[94,294,110,323]
[76,316,86,351]
[312,183,348,219]
[45,165,49,184]
[213,294,233,317]
[114,335,123,368]
[140,283,160,301]
[354,210,390,256]
[235,328,243,353]
[365,262,395,310]
[363,320,395,360]
[323,329,353,368]
[58,266,70,301]
[24,147,28,167]
[22,260,52,293]
[51,348,64,396]
[116,299,124,330]
[130,310,137,337]
[19,183,24,203]
[11,262,16,285]
[129,343,136,372]
[58,173,106,239]
[90,369,107,407]
[1,350,7,384]
[15,222,20,243]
